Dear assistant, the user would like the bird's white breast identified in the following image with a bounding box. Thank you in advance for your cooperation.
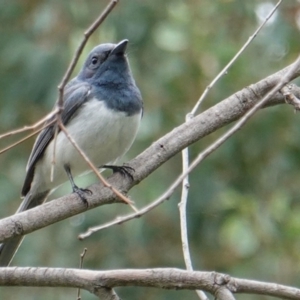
[32,98,141,193]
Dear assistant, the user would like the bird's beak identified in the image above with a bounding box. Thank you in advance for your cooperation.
[111,39,128,55]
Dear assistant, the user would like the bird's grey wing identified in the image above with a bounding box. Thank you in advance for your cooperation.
[21,81,91,196]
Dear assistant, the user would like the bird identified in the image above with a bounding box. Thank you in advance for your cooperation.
[0,39,143,266]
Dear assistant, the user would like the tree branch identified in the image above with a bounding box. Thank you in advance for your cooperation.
[0,63,300,243]
[0,268,299,300]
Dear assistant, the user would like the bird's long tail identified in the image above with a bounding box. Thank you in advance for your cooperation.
[0,191,49,266]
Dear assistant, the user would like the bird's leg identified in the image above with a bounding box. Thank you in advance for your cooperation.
[101,164,135,181]
[64,164,92,206]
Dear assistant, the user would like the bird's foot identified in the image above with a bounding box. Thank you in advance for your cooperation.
[102,165,135,181]
[64,164,92,207]
[73,185,92,207]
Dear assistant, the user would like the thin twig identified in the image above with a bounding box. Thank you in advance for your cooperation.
[56,0,119,109]
[50,123,59,182]
[0,118,57,155]
[191,0,282,115]
[58,120,138,212]
[78,55,300,240]
[0,3,119,159]
[51,0,119,180]
[0,108,59,140]
[281,85,300,112]
[179,115,209,300]
[77,248,87,300]
[177,4,282,299]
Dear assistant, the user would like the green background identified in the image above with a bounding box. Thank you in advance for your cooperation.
[0,1,300,299]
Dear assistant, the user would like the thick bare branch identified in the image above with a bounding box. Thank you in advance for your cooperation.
[0,63,300,243]
[0,268,299,300]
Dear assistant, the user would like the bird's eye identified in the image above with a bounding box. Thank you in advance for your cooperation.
[91,57,98,65]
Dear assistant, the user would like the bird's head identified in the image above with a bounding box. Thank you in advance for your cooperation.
[78,39,132,85]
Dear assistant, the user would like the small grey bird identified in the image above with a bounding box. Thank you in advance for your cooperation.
[0,39,143,266]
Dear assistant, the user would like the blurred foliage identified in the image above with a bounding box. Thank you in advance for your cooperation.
[0,0,300,299]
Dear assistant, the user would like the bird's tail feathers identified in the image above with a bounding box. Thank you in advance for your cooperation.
[0,191,49,266]
[17,190,49,213]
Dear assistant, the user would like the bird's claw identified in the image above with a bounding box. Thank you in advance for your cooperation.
[102,165,135,181]
[73,186,92,207]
